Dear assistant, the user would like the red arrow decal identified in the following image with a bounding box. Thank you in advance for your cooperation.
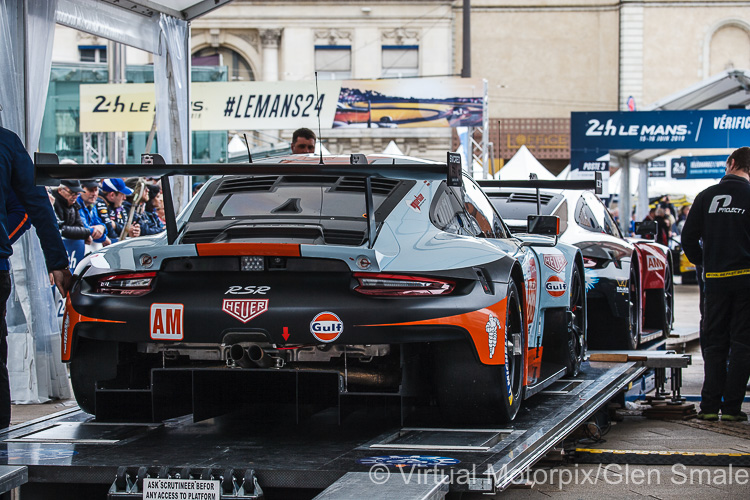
[282,327,290,341]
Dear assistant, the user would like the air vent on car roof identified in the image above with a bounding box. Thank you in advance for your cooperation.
[181,229,223,244]
[332,177,400,196]
[494,192,555,204]
[323,228,366,246]
[215,176,277,194]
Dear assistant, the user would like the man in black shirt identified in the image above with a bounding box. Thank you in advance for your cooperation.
[682,146,750,422]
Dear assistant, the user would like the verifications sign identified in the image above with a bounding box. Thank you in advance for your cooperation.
[571,110,750,150]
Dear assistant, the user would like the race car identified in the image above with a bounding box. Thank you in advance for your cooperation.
[480,179,673,350]
[36,152,586,424]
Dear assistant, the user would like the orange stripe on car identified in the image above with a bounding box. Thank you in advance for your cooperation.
[61,296,125,362]
[357,298,508,365]
[195,243,301,257]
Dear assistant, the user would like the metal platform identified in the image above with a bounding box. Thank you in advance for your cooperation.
[0,360,648,498]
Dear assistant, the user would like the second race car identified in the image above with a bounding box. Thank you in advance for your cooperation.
[481,180,673,350]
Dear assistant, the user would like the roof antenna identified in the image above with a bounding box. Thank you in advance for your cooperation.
[315,71,324,165]
[243,133,253,163]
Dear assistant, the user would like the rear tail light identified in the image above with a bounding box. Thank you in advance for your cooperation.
[353,273,455,296]
[95,272,157,296]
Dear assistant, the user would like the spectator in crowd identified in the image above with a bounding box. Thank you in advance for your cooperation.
[123,178,165,236]
[77,180,110,248]
[678,205,690,224]
[145,184,165,226]
[681,146,750,421]
[1,125,72,429]
[643,208,656,222]
[100,178,139,240]
[659,195,677,221]
[654,207,671,246]
[192,182,204,197]
[52,180,90,242]
[291,128,316,154]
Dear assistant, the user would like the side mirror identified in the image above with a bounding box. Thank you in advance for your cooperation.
[528,215,560,236]
[635,220,657,237]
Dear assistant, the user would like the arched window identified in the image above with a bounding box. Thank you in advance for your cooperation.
[194,46,255,82]
[707,22,750,76]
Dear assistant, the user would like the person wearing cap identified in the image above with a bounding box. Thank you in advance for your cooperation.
[52,180,91,241]
[1,125,72,429]
[77,180,110,248]
[100,178,139,240]
[123,178,165,236]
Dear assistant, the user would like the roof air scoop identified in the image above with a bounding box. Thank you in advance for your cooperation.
[271,198,302,214]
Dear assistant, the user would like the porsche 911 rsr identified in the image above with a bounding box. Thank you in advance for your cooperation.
[37,153,586,424]
[481,181,673,350]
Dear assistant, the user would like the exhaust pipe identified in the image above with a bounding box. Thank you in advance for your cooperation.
[248,344,273,368]
[229,344,253,368]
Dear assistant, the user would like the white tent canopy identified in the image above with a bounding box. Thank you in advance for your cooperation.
[383,140,404,156]
[497,145,555,180]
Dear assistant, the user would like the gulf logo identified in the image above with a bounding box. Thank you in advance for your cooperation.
[310,311,344,343]
[545,275,567,298]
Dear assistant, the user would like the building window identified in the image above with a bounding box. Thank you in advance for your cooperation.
[381,45,418,78]
[79,45,107,63]
[315,45,351,80]
[193,46,255,82]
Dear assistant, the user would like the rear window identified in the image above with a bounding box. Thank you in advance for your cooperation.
[193,175,411,222]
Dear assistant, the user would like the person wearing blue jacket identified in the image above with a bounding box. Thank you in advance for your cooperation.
[76,180,110,247]
[5,190,31,244]
[1,126,72,429]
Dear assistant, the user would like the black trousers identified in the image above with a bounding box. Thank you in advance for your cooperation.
[0,271,11,429]
[701,288,750,415]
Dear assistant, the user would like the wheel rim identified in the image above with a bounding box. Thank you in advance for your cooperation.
[569,266,585,367]
[506,290,523,400]
[629,268,639,347]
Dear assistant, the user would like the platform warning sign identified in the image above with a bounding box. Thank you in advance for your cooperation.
[143,478,219,500]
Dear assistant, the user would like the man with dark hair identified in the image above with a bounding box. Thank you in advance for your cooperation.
[682,146,750,422]
[291,128,316,154]
[1,126,72,429]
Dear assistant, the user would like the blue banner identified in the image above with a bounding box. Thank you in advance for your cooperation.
[62,238,85,270]
[571,110,750,150]
[671,155,726,179]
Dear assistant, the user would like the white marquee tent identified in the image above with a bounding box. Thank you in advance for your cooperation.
[497,145,556,180]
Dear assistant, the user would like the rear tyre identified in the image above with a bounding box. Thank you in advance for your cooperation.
[70,338,118,415]
[659,262,674,340]
[624,265,640,350]
[433,281,525,423]
[566,264,586,376]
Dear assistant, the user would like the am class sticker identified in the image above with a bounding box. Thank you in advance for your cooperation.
[310,311,343,342]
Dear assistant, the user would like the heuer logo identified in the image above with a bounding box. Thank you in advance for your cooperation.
[543,254,567,274]
[310,311,343,343]
[150,303,184,340]
[545,276,567,297]
[222,299,269,323]
[646,255,663,272]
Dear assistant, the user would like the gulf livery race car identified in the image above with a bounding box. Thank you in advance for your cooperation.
[480,180,673,350]
[36,152,585,424]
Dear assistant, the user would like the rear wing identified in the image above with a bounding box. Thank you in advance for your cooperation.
[477,172,602,195]
[35,152,461,247]
[478,172,603,216]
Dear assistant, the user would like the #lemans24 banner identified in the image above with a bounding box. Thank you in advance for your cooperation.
[671,155,727,179]
[79,78,484,132]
